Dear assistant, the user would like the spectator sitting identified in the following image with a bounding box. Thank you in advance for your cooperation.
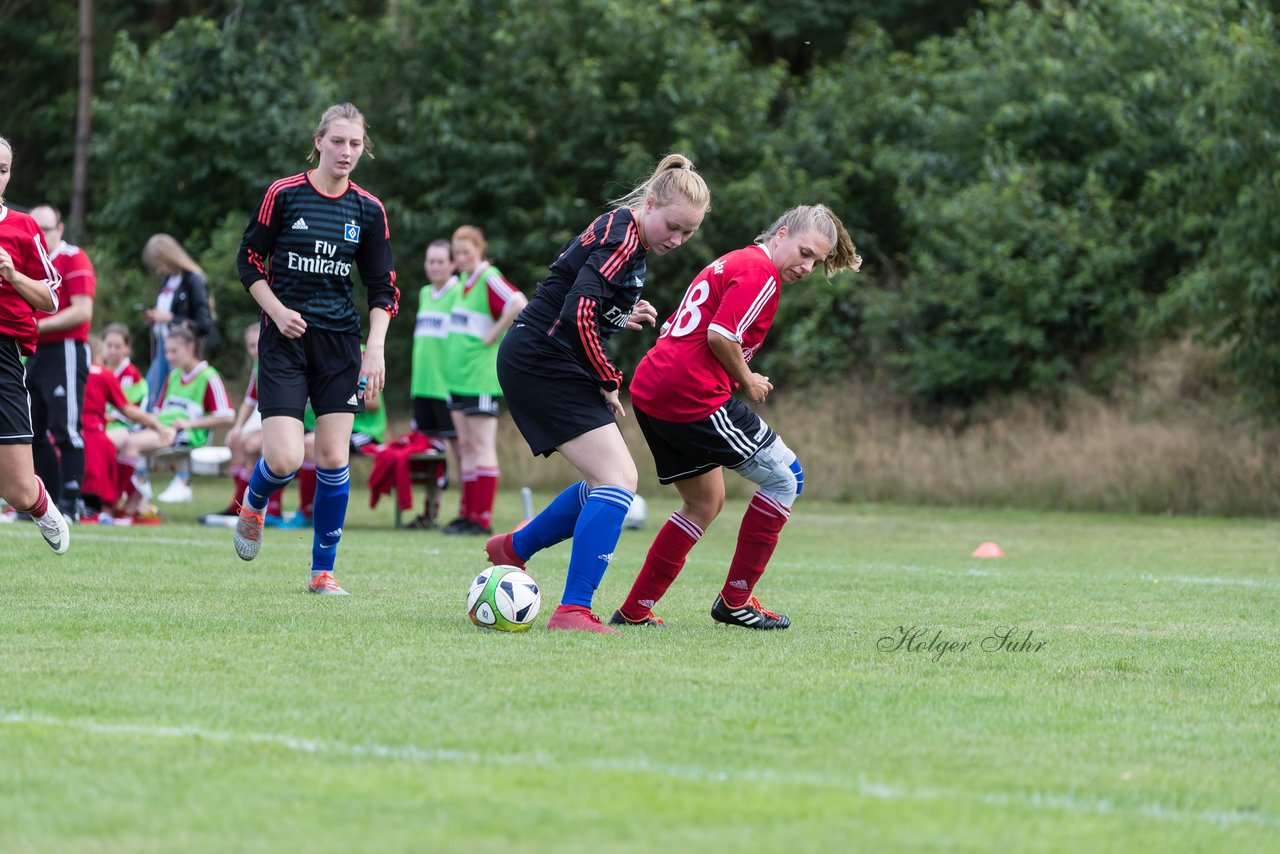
[81,334,169,520]
[116,323,234,519]
[101,322,149,429]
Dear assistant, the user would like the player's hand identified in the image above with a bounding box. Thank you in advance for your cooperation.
[626,299,658,330]
[271,307,307,339]
[360,344,385,405]
[0,247,15,280]
[602,387,625,418]
[157,426,178,445]
[143,308,173,324]
[744,372,773,404]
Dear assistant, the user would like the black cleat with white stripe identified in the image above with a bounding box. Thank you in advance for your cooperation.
[711,594,791,630]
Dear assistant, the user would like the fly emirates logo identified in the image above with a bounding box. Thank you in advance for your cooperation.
[287,239,352,276]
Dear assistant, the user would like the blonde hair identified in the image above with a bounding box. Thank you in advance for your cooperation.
[757,204,862,276]
[143,233,204,277]
[309,103,373,163]
[611,153,711,212]
[0,136,11,204]
[451,225,486,257]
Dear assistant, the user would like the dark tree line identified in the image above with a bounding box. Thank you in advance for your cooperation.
[4,1,1277,413]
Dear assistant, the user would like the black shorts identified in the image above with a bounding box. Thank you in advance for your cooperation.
[497,323,616,458]
[412,396,457,438]
[25,339,89,447]
[447,393,500,417]
[257,321,362,420]
[635,396,777,484]
[0,337,34,444]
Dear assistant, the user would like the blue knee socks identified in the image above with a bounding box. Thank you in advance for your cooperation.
[311,465,350,575]
[561,485,634,608]
[511,480,591,560]
[245,458,295,512]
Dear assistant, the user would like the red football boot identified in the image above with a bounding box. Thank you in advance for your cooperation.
[546,604,619,634]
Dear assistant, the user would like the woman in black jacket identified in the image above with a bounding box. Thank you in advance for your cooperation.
[141,233,219,408]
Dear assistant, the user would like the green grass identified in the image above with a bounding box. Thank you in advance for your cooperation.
[2,481,1278,852]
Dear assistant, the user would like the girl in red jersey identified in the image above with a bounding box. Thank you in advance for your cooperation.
[614,204,861,629]
[0,136,70,552]
[81,335,169,517]
[101,322,149,428]
[232,103,398,596]
[484,154,710,633]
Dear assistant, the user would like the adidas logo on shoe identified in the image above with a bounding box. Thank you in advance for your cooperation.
[292,217,309,230]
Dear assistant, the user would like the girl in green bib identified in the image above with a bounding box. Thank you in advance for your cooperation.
[116,324,236,515]
[440,225,527,535]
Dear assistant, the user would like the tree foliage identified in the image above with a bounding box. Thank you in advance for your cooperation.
[7,0,1279,413]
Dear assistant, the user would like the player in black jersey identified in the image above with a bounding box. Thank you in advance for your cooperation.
[232,103,399,596]
[485,154,711,633]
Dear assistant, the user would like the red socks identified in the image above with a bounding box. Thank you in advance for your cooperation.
[266,489,283,518]
[720,493,790,607]
[229,465,250,512]
[470,467,498,528]
[115,459,137,508]
[620,511,703,619]
[23,476,50,518]
[297,463,316,519]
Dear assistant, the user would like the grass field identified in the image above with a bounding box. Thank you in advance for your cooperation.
[2,481,1278,852]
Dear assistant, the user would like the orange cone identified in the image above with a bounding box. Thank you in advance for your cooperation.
[971,541,1005,558]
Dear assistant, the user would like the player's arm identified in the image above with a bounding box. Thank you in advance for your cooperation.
[355,198,399,320]
[119,403,165,432]
[36,293,93,333]
[708,330,772,404]
[481,272,527,346]
[237,184,305,338]
[0,239,60,313]
[229,398,256,434]
[360,308,391,406]
[556,237,639,391]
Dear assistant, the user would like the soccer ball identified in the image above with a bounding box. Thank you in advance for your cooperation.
[622,494,648,529]
[467,566,541,631]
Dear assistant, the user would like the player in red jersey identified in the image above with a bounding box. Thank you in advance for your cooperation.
[101,323,149,430]
[485,154,710,633]
[0,136,70,553]
[614,204,862,629]
[81,335,169,517]
[27,204,95,520]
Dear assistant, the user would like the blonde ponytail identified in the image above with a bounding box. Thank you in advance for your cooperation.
[757,204,862,276]
[612,153,711,212]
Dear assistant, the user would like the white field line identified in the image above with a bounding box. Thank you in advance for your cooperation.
[1138,573,1276,589]
[1,711,1276,831]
